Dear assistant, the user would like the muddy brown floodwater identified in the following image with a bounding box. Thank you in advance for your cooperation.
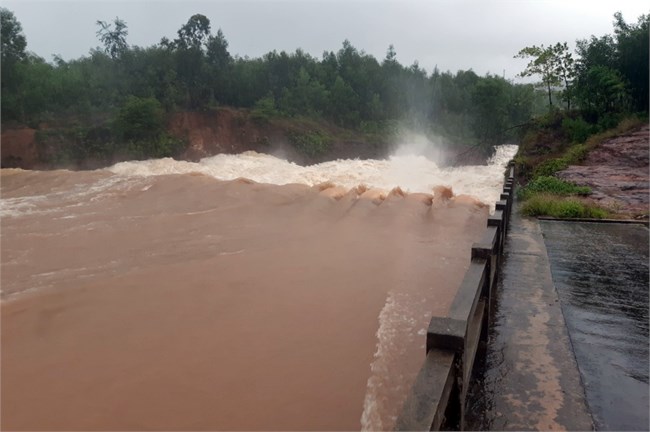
[0,170,490,431]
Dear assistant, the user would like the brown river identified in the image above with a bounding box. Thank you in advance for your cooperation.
[1,146,516,430]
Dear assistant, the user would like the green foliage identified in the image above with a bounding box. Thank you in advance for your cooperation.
[520,194,608,219]
[518,176,591,200]
[35,125,115,166]
[114,96,183,159]
[176,14,211,51]
[574,65,630,116]
[572,13,649,117]
[251,94,279,122]
[564,143,589,163]
[120,133,184,159]
[113,96,183,159]
[1,7,28,121]
[288,129,332,158]
[115,96,164,140]
[1,7,541,155]
[15,6,649,169]
[531,142,589,177]
[612,13,649,113]
[96,18,129,59]
[518,12,648,119]
[561,117,595,143]
[1,8,26,63]
[533,158,569,177]
[515,43,574,109]
[35,114,183,167]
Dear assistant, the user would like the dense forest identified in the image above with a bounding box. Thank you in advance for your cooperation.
[0,8,647,165]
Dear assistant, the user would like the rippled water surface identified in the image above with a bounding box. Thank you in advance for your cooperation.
[541,221,649,431]
[1,146,516,430]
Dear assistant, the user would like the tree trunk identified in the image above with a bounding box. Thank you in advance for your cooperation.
[547,81,553,108]
[564,77,571,111]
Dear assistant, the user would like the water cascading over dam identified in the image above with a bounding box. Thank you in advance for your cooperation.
[1,145,516,431]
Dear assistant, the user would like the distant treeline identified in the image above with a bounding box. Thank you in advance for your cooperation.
[0,8,647,159]
[0,9,537,149]
[516,11,648,131]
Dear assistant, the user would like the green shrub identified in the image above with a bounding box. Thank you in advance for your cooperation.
[512,154,533,180]
[564,144,589,164]
[288,129,332,158]
[251,95,279,123]
[531,142,589,178]
[520,194,608,219]
[562,117,595,143]
[519,176,591,200]
[120,134,184,159]
[555,200,585,218]
[114,96,164,141]
[113,96,184,159]
[533,158,569,177]
[597,112,623,131]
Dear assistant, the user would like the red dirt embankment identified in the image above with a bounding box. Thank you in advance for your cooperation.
[1,108,489,169]
[0,109,383,169]
[0,127,39,169]
[170,108,294,161]
[168,108,387,164]
[558,125,649,218]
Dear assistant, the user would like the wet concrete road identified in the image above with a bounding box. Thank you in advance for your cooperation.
[466,204,593,431]
[541,221,649,431]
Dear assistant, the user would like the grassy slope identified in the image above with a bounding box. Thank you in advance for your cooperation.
[513,113,646,219]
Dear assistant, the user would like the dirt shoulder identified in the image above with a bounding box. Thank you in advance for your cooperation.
[557,125,649,218]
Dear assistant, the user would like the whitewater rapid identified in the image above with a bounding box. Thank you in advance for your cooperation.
[1,145,517,219]
[108,144,518,207]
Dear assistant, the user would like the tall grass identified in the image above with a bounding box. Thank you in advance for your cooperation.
[518,176,591,200]
[520,194,609,219]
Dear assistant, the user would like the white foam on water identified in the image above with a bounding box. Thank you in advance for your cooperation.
[360,291,418,431]
[0,175,140,218]
[107,144,518,207]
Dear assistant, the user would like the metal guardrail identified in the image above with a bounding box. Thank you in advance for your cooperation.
[395,164,515,431]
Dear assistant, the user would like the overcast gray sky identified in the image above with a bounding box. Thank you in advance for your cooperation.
[3,0,648,80]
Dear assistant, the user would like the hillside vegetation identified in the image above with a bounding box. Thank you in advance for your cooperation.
[1,8,539,167]
[0,7,647,182]
[511,12,648,219]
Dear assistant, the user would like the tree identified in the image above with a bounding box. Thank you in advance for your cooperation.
[471,76,509,145]
[206,29,231,68]
[115,96,164,141]
[573,65,629,115]
[205,29,232,104]
[515,44,561,109]
[1,8,27,120]
[384,44,397,66]
[328,76,359,127]
[571,12,648,115]
[550,42,575,110]
[1,8,26,63]
[173,15,213,109]
[96,17,129,59]
[612,12,649,112]
[176,14,211,51]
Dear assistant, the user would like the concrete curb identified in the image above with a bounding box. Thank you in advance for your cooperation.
[537,216,649,226]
